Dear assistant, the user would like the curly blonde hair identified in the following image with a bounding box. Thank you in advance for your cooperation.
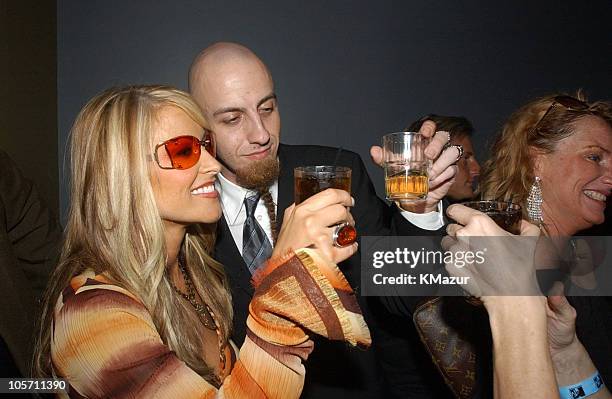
[479,92,612,221]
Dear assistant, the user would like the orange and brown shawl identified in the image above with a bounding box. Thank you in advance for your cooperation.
[51,248,370,398]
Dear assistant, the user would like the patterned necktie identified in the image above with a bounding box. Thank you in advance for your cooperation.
[242,193,273,274]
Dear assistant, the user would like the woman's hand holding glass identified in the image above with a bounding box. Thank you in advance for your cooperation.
[273,188,357,264]
[442,204,542,303]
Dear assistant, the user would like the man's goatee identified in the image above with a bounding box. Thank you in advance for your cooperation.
[236,157,280,192]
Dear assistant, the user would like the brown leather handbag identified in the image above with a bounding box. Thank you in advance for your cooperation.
[412,296,485,399]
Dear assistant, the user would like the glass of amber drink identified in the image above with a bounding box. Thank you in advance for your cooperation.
[294,166,351,205]
[294,166,356,247]
[383,132,430,202]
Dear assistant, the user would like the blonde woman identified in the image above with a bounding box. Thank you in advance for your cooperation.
[34,85,368,398]
[446,93,611,398]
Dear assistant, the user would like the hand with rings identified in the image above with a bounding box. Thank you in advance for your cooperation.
[273,188,358,264]
[446,143,464,163]
[370,120,461,213]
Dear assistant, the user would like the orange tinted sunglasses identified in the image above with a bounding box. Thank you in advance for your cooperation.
[153,132,215,170]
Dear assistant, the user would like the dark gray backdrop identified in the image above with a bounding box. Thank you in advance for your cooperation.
[58,0,612,221]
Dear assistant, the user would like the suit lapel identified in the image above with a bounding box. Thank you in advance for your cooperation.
[214,217,254,297]
[276,144,295,227]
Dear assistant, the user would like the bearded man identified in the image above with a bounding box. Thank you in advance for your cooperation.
[189,42,460,398]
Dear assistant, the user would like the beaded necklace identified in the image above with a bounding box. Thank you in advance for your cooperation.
[171,258,227,371]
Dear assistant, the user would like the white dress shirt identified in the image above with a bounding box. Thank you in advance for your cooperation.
[216,172,443,255]
[398,201,445,231]
[216,173,278,255]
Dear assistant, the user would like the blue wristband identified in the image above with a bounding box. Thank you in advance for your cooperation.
[559,371,604,399]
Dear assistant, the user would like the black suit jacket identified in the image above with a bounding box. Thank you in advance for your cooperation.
[0,150,61,376]
[214,144,449,398]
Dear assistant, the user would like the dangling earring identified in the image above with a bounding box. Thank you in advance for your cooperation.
[527,176,543,225]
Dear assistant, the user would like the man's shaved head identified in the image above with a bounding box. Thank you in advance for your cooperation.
[188,42,280,186]
[189,42,272,100]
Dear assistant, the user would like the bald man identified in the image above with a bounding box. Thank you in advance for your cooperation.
[189,42,460,398]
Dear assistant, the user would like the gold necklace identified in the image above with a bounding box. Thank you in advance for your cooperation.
[172,260,216,330]
[171,257,227,370]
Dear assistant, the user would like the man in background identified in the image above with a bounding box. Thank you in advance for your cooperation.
[0,149,61,378]
[410,115,481,202]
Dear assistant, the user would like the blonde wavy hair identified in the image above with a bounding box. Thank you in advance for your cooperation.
[33,85,232,383]
[479,92,612,221]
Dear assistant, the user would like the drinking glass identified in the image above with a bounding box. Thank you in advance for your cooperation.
[462,201,522,234]
[459,200,522,305]
[294,166,356,247]
[382,132,430,202]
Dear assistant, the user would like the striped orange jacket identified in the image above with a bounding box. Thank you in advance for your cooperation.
[51,248,370,398]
